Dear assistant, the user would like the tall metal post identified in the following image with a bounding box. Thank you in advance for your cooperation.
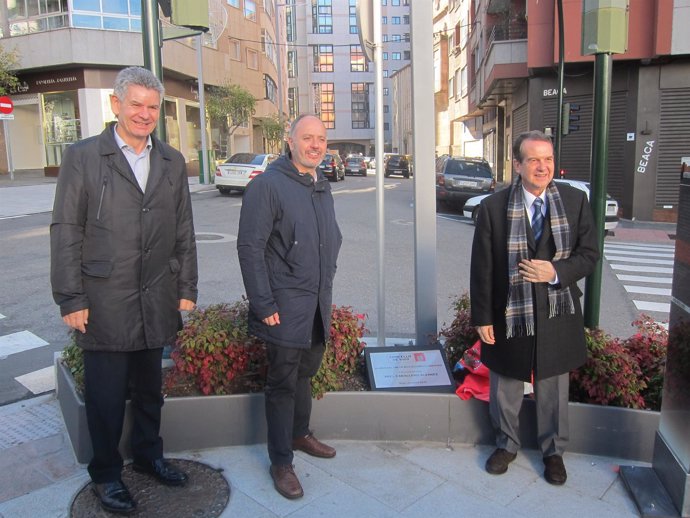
[410,1,437,345]
[373,0,385,346]
[583,53,611,328]
[554,0,565,174]
[197,34,210,185]
[274,2,284,123]
[142,0,166,141]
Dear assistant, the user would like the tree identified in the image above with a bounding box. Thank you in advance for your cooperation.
[206,82,256,155]
[0,45,19,95]
[259,114,285,154]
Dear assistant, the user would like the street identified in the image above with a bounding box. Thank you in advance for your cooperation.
[0,172,666,406]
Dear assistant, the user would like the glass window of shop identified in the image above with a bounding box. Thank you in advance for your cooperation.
[164,99,180,151]
[71,0,141,32]
[3,0,68,37]
[42,91,81,167]
[185,103,202,160]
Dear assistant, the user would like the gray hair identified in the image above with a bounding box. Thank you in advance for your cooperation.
[113,66,164,102]
[512,130,553,163]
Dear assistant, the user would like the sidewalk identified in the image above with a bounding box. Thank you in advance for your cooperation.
[0,394,644,518]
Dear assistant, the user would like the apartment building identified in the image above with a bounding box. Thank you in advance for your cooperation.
[0,0,284,176]
[438,0,689,221]
[285,0,411,155]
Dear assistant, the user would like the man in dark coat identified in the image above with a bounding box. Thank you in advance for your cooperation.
[237,114,342,500]
[470,130,599,485]
[51,67,198,514]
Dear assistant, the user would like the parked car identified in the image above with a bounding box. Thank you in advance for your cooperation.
[462,178,620,230]
[384,154,411,178]
[345,156,368,176]
[215,153,279,194]
[319,153,345,181]
[435,156,495,208]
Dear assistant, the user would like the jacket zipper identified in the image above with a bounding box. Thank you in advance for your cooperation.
[96,176,108,221]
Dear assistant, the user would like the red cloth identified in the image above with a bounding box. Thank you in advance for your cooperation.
[455,341,490,402]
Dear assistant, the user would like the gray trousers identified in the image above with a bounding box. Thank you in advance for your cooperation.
[489,371,569,457]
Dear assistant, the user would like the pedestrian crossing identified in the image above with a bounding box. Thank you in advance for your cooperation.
[0,316,55,397]
[604,241,675,323]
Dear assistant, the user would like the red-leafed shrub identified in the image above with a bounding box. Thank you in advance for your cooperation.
[622,315,668,410]
[437,292,479,374]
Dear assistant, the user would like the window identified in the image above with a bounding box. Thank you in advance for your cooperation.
[286,3,296,41]
[244,0,256,21]
[287,50,298,78]
[383,104,389,114]
[391,34,401,42]
[247,48,259,70]
[392,16,400,24]
[288,87,299,119]
[312,44,334,72]
[382,34,388,42]
[263,0,274,18]
[383,87,389,96]
[265,75,277,104]
[403,15,409,24]
[261,29,276,66]
[349,0,357,33]
[381,0,386,5]
[229,38,241,60]
[403,33,410,42]
[384,122,389,131]
[313,83,335,129]
[351,83,370,129]
[383,69,389,78]
[392,52,401,60]
[227,0,240,7]
[350,45,368,72]
[461,66,468,96]
[61,0,142,33]
[312,0,333,34]
[382,16,387,24]
[392,0,400,5]
[382,52,388,60]
[449,76,454,98]
[404,50,410,60]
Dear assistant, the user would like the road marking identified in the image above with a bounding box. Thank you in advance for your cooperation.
[604,249,673,258]
[0,313,5,319]
[634,300,671,313]
[611,264,673,273]
[15,366,55,395]
[604,255,674,265]
[624,285,672,296]
[606,241,675,250]
[616,274,672,284]
[195,232,237,243]
[0,331,49,358]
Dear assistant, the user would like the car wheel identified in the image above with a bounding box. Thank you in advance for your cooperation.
[218,187,231,195]
[403,172,410,179]
[472,207,480,225]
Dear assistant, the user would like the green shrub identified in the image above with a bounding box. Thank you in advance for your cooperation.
[61,332,84,395]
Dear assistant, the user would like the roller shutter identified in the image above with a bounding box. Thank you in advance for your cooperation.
[658,88,690,207]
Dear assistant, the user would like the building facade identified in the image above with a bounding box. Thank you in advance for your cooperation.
[285,0,411,155]
[0,0,285,176]
[449,0,690,221]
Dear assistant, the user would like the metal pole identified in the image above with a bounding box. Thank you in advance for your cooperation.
[410,1,437,346]
[373,0,385,346]
[275,1,284,123]
[197,34,210,185]
[584,52,612,328]
[142,0,166,141]
[3,120,13,181]
[555,0,565,174]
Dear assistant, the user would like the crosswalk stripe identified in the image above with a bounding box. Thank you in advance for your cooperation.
[606,241,675,250]
[610,264,673,273]
[14,366,55,395]
[624,285,672,296]
[0,331,49,358]
[604,249,674,258]
[604,255,674,265]
[634,300,671,313]
[0,313,5,319]
[616,274,672,284]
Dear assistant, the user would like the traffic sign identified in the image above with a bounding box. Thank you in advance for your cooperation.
[0,96,13,114]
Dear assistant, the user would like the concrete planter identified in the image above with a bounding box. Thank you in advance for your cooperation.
[56,358,660,465]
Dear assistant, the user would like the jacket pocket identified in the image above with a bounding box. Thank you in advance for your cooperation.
[169,258,181,273]
[81,260,114,278]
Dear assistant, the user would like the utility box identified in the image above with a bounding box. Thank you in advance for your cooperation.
[171,0,210,32]
[581,0,629,55]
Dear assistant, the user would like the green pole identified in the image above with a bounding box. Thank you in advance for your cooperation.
[142,0,166,141]
[583,52,612,329]
[554,0,565,175]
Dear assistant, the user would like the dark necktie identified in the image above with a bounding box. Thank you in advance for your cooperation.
[532,197,544,242]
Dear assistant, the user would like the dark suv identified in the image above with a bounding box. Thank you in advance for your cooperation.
[319,153,345,182]
[435,156,495,209]
[384,154,411,178]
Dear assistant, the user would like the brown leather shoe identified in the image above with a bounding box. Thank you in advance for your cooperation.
[485,448,517,475]
[292,433,336,458]
[543,455,567,485]
[270,464,304,499]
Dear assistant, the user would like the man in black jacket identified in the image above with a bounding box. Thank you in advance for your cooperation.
[51,67,198,514]
[237,114,342,499]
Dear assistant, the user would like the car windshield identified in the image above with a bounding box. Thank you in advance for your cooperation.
[226,153,262,165]
[445,160,491,178]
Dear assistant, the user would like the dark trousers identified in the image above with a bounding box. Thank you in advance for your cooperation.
[83,348,164,483]
[265,314,325,466]
[489,371,569,457]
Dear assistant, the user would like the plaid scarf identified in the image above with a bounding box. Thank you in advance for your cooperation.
[505,177,574,338]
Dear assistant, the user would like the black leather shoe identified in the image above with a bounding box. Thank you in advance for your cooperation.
[132,458,188,486]
[92,480,136,515]
[543,455,567,485]
[485,448,517,475]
